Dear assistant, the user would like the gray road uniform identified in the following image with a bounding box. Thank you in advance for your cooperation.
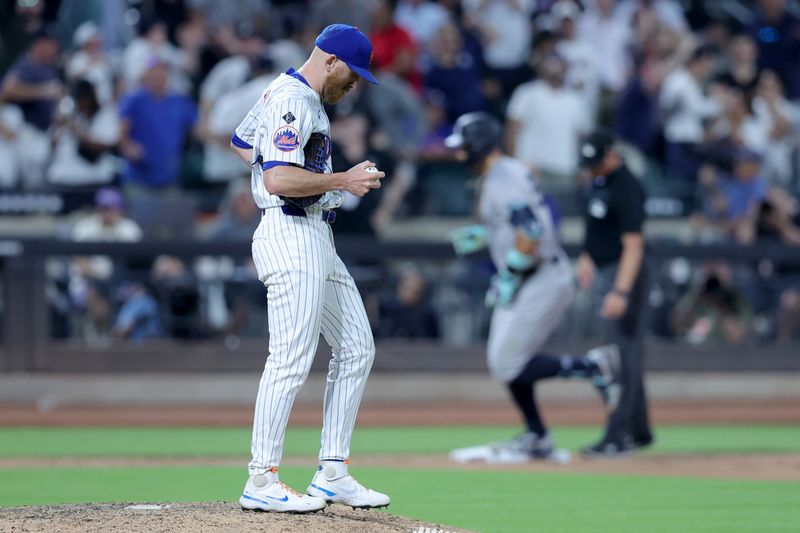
[479,156,574,383]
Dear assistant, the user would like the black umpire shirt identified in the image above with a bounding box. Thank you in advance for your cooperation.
[583,164,646,267]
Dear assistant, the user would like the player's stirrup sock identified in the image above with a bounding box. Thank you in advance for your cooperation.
[558,354,597,378]
[507,354,563,436]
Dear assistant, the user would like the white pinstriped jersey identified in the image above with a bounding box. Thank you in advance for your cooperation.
[234,71,342,210]
[237,69,377,474]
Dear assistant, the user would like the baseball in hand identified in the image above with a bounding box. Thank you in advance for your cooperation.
[366,166,380,186]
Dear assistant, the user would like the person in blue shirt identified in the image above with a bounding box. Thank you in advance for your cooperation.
[118,59,198,192]
[112,282,163,341]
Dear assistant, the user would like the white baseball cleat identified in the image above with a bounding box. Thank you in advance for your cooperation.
[307,468,391,509]
[240,473,327,513]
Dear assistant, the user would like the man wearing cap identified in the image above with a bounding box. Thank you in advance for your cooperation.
[230,24,389,513]
[577,130,654,457]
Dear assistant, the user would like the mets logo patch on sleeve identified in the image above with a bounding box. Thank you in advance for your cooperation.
[273,126,302,152]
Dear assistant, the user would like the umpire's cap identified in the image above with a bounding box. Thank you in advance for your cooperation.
[579,129,616,168]
[445,112,502,167]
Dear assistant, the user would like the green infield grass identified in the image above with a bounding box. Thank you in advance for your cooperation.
[1,425,799,532]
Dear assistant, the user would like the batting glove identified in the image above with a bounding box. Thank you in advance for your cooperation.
[447,224,488,256]
[485,269,522,308]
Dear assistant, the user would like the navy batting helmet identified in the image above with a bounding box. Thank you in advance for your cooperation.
[445,112,502,167]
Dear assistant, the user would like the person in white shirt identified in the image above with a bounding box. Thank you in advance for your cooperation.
[707,85,769,156]
[506,54,590,192]
[198,33,267,114]
[463,0,536,98]
[659,44,721,181]
[395,0,450,47]
[616,0,687,34]
[578,0,632,93]
[66,22,115,105]
[72,187,142,242]
[552,0,601,120]
[121,19,197,94]
[48,80,121,187]
[203,52,278,184]
[752,69,800,186]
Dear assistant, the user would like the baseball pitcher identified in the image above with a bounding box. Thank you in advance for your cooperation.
[230,24,389,512]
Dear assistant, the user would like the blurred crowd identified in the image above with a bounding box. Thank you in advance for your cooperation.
[1,0,800,346]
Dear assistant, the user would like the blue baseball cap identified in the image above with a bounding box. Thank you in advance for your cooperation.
[315,24,379,85]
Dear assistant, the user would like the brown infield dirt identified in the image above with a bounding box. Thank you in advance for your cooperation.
[0,502,473,533]
[3,399,800,427]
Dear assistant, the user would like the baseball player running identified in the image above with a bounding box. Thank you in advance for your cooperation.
[229,24,389,512]
[445,112,620,463]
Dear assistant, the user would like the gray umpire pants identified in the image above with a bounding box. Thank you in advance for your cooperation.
[592,260,653,444]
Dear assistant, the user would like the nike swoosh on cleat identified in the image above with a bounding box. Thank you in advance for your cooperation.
[242,493,289,504]
[309,483,336,497]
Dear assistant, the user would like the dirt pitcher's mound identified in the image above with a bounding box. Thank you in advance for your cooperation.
[0,502,471,533]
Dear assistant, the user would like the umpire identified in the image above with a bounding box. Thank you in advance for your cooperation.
[576,130,654,457]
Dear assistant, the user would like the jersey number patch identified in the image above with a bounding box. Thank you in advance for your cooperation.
[273,126,302,152]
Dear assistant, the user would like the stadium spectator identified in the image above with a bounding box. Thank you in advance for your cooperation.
[693,150,768,243]
[151,255,208,339]
[706,85,769,155]
[68,187,143,342]
[0,99,23,188]
[328,104,395,235]
[578,0,632,94]
[66,22,115,105]
[121,19,198,95]
[0,0,49,74]
[671,267,751,345]
[71,187,142,242]
[722,34,759,96]
[198,31,267,117]
[552,1,600,118]
[462,0,535,100]
[618,0,688,37]
[118,59,198,194]
[202,50,277,185]
[752,69,800,187]
[395,0,450,48]
[614,23,694,154]
[506,54,589,192]
[754,191,800,245]
[1,27,61,189]
[112,282,163,341]
[658,44,723,182]
[423,20,486,124]
[47,80,121,187]
[370,0,423,92]
[378,265,440,339]
[205,180,261,241]
[748,0,800,99]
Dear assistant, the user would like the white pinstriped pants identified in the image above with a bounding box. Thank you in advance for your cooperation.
[248,206,375,474]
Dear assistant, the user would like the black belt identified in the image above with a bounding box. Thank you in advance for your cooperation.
[263,205,336,224]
